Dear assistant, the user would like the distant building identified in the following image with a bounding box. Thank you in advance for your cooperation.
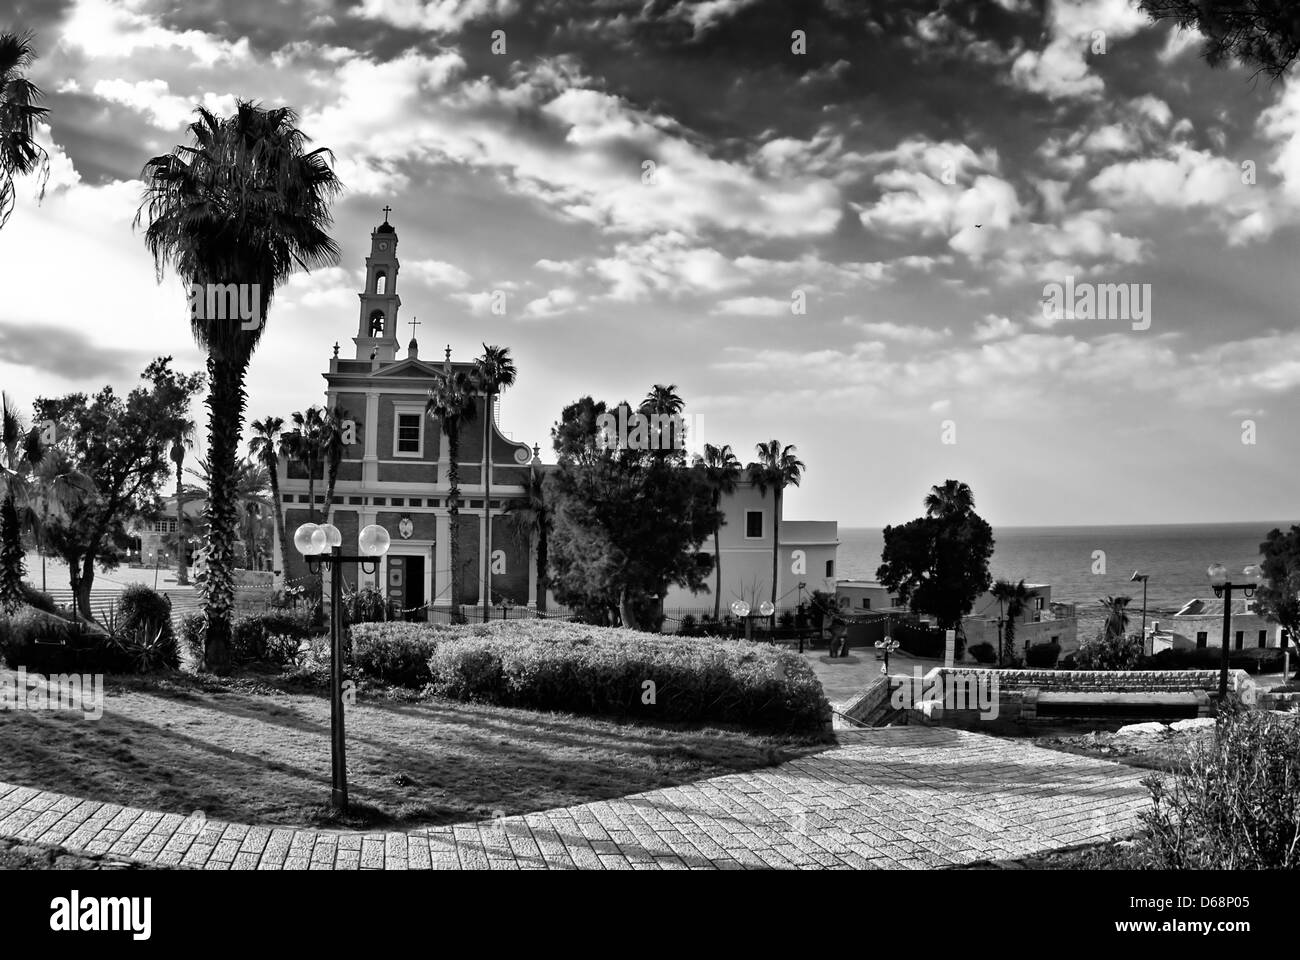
[834,580,904,614]
[662,480,838,614]
[1166,598,1281,651]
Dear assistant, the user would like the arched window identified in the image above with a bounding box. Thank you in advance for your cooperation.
[368,310,385,336]
[374,271,387,295]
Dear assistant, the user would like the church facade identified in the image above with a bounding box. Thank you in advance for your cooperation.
[275,216,539,616]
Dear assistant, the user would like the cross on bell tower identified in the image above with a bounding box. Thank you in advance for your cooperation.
[353,211,401,362]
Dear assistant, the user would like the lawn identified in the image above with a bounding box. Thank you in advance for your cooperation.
[0,667,829,832]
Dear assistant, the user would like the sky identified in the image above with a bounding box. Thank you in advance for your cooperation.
[0,0,1298,529]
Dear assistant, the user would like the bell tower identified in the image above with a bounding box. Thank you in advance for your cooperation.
[354,206,401,362]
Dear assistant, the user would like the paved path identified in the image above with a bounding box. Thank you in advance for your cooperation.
[0,726,1150,869]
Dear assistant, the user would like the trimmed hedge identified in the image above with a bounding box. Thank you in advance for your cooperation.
[967,642,997,664]
[419,620,830,733]
[1142,646,1286,675]
[0,605,174,674]
[181,611,319,668]
[349,621,452,687]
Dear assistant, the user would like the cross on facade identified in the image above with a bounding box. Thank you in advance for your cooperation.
[382,204,392,223]
[408,317,420,339]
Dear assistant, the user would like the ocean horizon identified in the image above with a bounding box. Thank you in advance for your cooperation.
[835,521,1293,618]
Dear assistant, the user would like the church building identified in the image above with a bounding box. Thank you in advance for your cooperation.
[275,214,539,616]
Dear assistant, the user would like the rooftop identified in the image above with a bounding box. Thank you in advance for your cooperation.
[1173,598,1260,617]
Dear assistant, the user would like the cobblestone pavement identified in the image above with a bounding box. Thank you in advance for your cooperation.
[0,726,1150,869]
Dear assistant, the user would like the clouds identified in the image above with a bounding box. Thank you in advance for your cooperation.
[1009,0,1151,100]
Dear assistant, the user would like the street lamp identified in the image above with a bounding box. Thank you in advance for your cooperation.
[1130,571,1150,643]
[1207,562,1263,701]
[295,521,391,813]
[730,600,774,642]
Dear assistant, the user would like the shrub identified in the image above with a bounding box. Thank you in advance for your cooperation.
[1142,646,1287,674]
[0,605,172,674]
[180,614,206,665]
[349,621,450,687]
[115,584,179,670]
[968,642,997,665]
[18,584,59,615]
[343,587,394,626]
[1071,631,1144,670]
[421,620,831,733]
[678,614,698,637]
[1025,641,1061,668]
[230,612,317,666]
[1140,709,1300,869]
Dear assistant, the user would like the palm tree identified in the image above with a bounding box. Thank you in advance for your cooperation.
[503,458,550,614]
[280,406,327,523]
[1099,595,1133,640]
[473,344,516,620]
[0,31,49,231]
[427,371,477,619]
[248,416,290,577]
[695,443,741,620]
[991,578,1031,665]
[137,100,342,669]
[184,457,272,569]
[0,392,32,609]
[639,383,684,453]
[168,417,197,585]
[321,404,352,523]
[748,440,805,624]
[23,445,95,592]
[924,479,975,519]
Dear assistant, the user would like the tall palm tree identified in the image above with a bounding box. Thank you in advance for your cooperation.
[695,442,741,620]
[503,458,550,614]
[924,479,975,519]
[427,371,477,619]
[748,440,805,624]
[0,392,32,609]
[321,403,352,523]
[639,383,684,454]
[168,417,197,585]
[991,578,1031,665]
[1099,595,1133,640]
[184,457,272,569]
[473,344,516,620]
[137,100,342,669]
[281,406,327,523]
[0,31,49,231]
[248,416,290,577]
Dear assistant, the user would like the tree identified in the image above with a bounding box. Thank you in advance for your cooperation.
[991,578,1030,666]
[1139,1,1300,80]
[748,440,805,622]
[137,100,342,670]
[0,391,34,609]
[248,416,290,577]
[924,479,975,519]
[473,344,516,619]
[877,481,994,639]
[548,433,719,631]
[1255,525,1300,678]
[426,370,476,618]
[184,456,272,569]
[280,406,326,523]
[552,395,609,464]
[321,404,352,523]
[503,458,551,614]
[694,443,742,620]
[167,416,197,585]
[22,444,95,592]
[1098,595,1133,640]
[0,30,49,231]
[34,359,204,619]
[639,383,685,454]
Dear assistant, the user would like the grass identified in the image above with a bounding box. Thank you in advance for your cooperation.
[0,667,829,833]
[0,835,162,870]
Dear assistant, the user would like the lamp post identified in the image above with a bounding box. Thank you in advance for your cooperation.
[1130,571,1149,644]
[295,520,391,813]
[1207,562,1263,701]
[730,600,774,642]
[875,635,900,675]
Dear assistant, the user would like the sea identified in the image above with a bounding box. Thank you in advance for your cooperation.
[836,522,1292,631]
